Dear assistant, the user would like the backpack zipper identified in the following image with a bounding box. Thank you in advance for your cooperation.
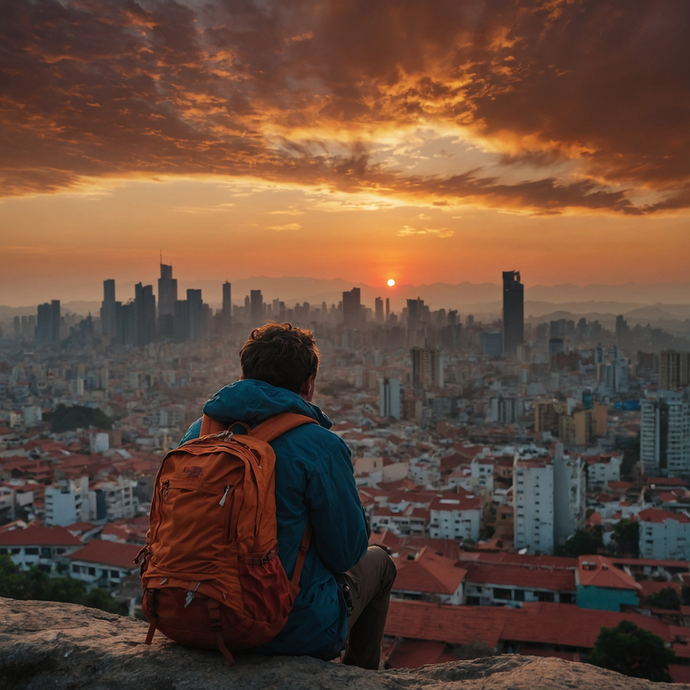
[219,485,231,507]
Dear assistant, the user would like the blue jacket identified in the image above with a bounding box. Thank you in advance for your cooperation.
[179,379,369,658]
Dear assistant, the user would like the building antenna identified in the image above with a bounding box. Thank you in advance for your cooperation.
[160,249,162,266]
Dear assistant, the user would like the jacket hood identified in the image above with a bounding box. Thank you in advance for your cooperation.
[202,379,332,429]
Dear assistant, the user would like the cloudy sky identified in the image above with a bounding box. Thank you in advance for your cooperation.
[1,0,689,305]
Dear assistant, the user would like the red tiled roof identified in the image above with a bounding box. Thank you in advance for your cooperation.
[465,563,576,592]
[385,600,506,648]
[457,551,578,570]
[577,556,641,591]
[639,508,690,524]
[0,525,82,547]
[394,552,466,595]
[68,539,142,569]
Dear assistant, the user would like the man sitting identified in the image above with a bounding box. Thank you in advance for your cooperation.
[180,322,396,669]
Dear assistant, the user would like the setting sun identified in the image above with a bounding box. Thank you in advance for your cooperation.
[387,279,396,287]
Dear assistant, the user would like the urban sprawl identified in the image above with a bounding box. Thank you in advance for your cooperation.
[2,266,690,678]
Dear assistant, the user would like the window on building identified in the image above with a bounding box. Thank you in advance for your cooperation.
[110,570,119,578]
[88,567,96,576]
[514,589,525,602]
[537,591,555,602]
[493,588,512,600]
[72,565,81,574]
[25,547,39,555]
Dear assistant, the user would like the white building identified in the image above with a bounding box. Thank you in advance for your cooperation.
[92,477,136,521]
[638,508,690,561]
[641,391,690,477]
[553,445,586,547]
[429,494,481,541]
[488,396,524,425]
[22,405,42,427]
[0,525,82,573]
[45,477,90,526]
[68,539,142,588]
[585,452,623,488]
[513,450,554,554]
[379,378,402,420]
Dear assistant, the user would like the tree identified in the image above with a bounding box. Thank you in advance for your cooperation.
[647,587,681,610]
[611,519,639,558]
[555,527,604,558]
[46,404,112,433]
[587,620,675,682]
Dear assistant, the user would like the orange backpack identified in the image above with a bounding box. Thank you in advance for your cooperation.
[138,412,316,666]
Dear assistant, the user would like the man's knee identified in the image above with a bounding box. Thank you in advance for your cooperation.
[368,545,397,591]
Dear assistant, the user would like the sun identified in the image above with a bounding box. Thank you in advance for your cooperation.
[387,278,396,287]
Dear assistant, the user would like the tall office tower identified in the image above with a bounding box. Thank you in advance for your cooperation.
[553,444,586,547]
[250,290,264,326]
[374,297,384,323]
[659,350,690,390]
[502,270,524,355]
[51,300,61,342]
[385,297,390,323]
[222,282,232,329]
[36,302,53,343]
[342,288,361,327]
[379,378,401,420]
[101,279,117,338]
[134,283,156,345]
[641,391,690,477]
[513,451,554,554]
[411,347,444,389]
[187,289,203,340]
[158,263,178,318]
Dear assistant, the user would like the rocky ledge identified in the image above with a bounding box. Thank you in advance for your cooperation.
[0,598,686,689]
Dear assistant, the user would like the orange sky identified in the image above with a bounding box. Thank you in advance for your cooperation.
[1,0,689,306]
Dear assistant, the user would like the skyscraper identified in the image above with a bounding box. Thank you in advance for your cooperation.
[134,283,156,345]
[158,262,177,318]
[101,279,117,338]
[502,271,524,355]
[374,297,384,323]
[222,282,232,320]
[342,288,361,327]
[250,290,263,326]
[187,289,203,340]
[641,391,690,477]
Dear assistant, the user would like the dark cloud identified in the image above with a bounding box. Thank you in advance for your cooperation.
[1,0,688,213]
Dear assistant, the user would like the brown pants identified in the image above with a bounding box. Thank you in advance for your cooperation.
[340,546,397,670]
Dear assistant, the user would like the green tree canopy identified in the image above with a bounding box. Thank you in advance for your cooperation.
[555,527,604,558]
[611,519,639,558]
[588,619,675,682]
[647,587,681,611]
[46,404,113,433]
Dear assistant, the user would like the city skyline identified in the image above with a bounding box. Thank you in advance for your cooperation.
[1,0,689,303]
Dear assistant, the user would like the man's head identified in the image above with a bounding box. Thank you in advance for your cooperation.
[239,322,320,398]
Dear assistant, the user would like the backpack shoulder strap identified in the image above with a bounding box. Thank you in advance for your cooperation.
[250,412,317,443]
[200,414,226,436]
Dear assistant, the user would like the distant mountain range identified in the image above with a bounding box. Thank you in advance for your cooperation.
[1,278,689,331]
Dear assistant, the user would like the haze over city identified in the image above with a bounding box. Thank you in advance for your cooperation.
[1,0,689,306]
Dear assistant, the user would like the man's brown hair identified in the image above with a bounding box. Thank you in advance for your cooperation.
[239,322,320,394]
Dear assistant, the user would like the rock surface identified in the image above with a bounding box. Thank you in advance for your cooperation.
[0,597,686,689]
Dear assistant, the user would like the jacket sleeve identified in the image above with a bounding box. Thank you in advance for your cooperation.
[305,435,369,574]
